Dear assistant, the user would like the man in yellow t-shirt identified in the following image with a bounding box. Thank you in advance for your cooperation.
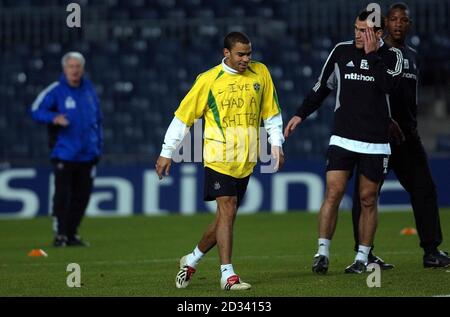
[156,32,284,291]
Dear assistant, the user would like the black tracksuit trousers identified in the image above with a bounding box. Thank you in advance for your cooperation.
[52,159,95,239]
[352,133,443,254]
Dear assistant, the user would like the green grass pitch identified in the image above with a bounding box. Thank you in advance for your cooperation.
[1,210,449,297]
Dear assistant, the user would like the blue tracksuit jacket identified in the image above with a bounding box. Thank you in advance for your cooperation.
[30,74,103,162]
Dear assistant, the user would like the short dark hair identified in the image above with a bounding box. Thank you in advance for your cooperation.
[224,31,250,50]
[357,9,385,32]
[388,2,410,17]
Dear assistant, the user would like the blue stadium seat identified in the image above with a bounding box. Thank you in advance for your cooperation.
[436,135,450,152]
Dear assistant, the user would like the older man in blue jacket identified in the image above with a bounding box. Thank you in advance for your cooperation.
[31,52,102,247]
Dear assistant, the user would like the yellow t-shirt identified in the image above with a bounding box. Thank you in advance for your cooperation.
[174,61,281,178]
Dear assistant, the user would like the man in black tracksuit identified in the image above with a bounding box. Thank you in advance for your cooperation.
[351,3,450,268]
[285,10,404,274]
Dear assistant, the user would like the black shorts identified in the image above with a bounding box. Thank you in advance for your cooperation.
[204,167,250,207]
[326,145,389,183]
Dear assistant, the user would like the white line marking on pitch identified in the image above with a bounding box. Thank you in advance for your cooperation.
[0,250,423,268]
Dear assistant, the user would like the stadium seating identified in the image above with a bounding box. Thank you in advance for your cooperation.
[0,0,449,165]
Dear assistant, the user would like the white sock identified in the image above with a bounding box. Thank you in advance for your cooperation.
[317,238,331,258]
[355,245,371,263]
[186,246,204,268]
[220,264,235,281]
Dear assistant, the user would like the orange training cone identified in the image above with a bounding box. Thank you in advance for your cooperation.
[400,227,418,235]
[28,249,48,257]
